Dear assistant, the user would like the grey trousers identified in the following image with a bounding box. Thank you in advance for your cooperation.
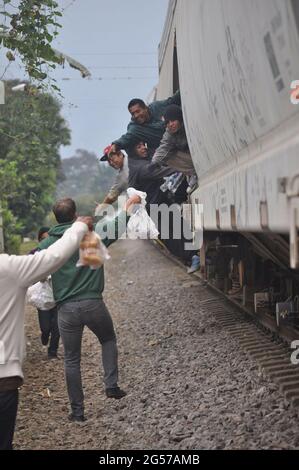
[58,299,118,417]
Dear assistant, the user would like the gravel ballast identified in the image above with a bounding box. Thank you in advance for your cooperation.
[15,239,299,449]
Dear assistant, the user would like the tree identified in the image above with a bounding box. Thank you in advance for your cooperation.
[0,0,63,89]
[0,79,70,249]
[57,149,115,215]
[0,1,90,91]
[1,201,22,253]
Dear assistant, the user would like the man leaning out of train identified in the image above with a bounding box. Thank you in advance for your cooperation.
[127,141,174,208]
[152,104,198,191]
[110,90,181,156]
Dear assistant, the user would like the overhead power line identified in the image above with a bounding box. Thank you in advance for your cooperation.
[66,52,156,56]
[86,66,157,69]
[58,76,157,81]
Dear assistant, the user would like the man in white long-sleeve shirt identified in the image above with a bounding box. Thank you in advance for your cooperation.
[95,145,129,216]
[0,216,92,450]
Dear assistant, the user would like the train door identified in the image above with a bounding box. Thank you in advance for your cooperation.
[173,34,180,93]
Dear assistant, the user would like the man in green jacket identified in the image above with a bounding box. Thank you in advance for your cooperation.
[111,90,181,156]
[39,195,140,422]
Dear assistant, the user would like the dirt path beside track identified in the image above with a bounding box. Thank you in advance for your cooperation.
[15,240,299,450]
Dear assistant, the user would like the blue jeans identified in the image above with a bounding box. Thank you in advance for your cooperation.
[58,299,118,417]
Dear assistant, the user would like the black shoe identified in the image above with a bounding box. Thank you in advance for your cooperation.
[47,353,58,360]
[105,387,127,399]
[41,332,49,346]
[68,413,86,422]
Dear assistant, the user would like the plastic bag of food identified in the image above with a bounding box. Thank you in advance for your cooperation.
[126,187,159,239]
[27,277,56,310]
[76,231,110,269]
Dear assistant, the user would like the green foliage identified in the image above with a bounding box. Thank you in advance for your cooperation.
[19,239,37,255]
[0,0,63,90]
[56,149,115,216]
[75,194,98,216]
[1,200,22,253]
[44,209,56,227]
[0,79,70,249]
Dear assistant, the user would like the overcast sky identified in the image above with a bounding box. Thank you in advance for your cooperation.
[0,0,169,158]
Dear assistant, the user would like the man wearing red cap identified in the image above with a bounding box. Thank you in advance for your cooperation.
[95,145,129,215]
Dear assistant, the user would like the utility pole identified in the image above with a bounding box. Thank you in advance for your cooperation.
[0,202,4,253]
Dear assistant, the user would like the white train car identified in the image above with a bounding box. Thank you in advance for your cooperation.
[157,0,299,273]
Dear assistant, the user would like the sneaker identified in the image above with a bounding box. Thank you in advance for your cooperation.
[187,175,198,193]
[105,387,127,399]
[47,352,58,360]
[41,332,49,346]
[187,255,200,274]
[68,413,86,422]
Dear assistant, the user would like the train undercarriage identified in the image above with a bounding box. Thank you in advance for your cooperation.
[195,229,299,341]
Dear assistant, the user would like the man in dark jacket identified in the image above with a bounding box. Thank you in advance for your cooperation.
[111,90,181,155]
[128,141,174,208]
[152,104,196,177]
[39,195,140,422]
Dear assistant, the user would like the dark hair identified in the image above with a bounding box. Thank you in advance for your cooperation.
[128,98,146,110]
[133,140,146,148]
[38,226,50,242]
[127,141,149,160]
[52,198,76,224]
[163,104,183,124]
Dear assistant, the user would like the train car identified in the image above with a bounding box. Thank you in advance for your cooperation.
[156,0,299,324]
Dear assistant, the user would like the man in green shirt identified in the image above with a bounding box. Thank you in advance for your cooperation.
[39,195,140,422]
[111,90,181,156]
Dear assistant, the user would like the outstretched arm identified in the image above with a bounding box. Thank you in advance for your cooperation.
[95,194,141,246]
[112,127,140,152]
[1,218,92,288]
[153,89,181,109]
[136,162,175,181]
[152,130,175,165]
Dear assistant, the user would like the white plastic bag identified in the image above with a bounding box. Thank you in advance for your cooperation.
[76,231,110,269]
[27,278,56,310]
[126,187,159,239]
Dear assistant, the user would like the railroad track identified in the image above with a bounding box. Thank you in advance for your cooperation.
[153,240,299,407]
